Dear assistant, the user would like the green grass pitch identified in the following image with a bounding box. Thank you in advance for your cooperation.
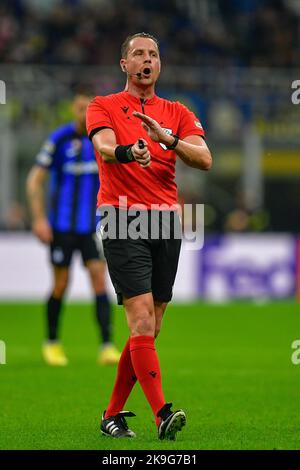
[1,300,300,450]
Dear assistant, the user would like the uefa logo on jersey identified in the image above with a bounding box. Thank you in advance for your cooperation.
[159,128,172,150]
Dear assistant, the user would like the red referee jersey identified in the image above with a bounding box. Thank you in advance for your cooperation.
[86,90,205,209]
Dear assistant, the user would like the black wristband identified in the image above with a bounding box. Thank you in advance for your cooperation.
[115,145,135,163]
[166,134,179,150]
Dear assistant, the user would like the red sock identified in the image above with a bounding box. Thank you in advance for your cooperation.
[130,335,165,426]
[105,339,137,418]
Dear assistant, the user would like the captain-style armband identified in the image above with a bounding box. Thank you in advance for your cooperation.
[115,144,135,163]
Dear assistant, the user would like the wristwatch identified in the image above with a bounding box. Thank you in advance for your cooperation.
[165,134,179,150]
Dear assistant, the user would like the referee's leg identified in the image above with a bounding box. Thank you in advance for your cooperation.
[103,292,157,422]
[123,292,166,427]
[123,292,155,337]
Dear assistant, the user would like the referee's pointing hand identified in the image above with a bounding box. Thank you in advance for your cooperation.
[131,138,151,168]
[133,111,169,146]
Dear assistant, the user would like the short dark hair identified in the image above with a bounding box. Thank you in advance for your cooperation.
[121,32,159,58]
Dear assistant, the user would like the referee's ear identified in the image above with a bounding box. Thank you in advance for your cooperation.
[120,59,127,73]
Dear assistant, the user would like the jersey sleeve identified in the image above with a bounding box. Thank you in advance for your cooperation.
[35,133,59,170]
[177,103,205,140]
[86,96,113,140]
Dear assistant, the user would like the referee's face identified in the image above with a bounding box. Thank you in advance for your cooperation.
[121,37,161,85]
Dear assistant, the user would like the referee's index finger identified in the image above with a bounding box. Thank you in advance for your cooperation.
[132,111,144,117]
[133,111,152,122]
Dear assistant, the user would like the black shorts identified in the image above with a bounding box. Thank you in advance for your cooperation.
[50,231,105,267]
[99,209,182,304]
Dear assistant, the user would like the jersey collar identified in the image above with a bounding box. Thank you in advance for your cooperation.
[123,91,159,106]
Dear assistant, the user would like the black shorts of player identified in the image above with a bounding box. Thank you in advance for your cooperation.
[99,208,182,305]
[50,231,105,267]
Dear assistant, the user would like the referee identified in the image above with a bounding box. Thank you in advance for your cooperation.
[87,33,212,439]
[27,90,120,366]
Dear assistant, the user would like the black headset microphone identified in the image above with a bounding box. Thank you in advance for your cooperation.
[122,66,152,79]
[122,66,142,79]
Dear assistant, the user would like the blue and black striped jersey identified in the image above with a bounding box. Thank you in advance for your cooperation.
[36,122,99,234]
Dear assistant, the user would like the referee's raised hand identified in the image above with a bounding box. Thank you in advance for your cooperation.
[131,138,151,168]
[133,111,172,147]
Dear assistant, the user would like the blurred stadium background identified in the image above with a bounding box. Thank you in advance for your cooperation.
[1,0,300,450]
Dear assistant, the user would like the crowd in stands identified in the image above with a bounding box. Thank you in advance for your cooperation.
[0,0,299,67]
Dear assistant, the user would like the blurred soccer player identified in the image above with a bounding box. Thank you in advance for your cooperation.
[86,33,212,439]
[26,90,121,366]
